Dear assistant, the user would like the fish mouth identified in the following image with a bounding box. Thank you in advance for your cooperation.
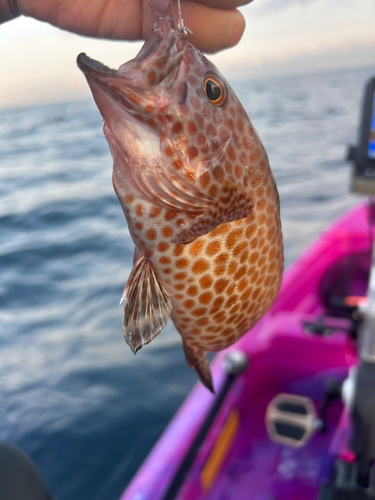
[77,16,187,117]
[77,54,120,80]
[77,53,138,110]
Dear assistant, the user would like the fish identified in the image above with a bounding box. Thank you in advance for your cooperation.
[77,16,283,392]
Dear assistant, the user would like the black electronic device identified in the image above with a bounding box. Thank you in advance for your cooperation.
[349,77,375,194]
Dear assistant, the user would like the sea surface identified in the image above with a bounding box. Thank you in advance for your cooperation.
[0,66,373,499]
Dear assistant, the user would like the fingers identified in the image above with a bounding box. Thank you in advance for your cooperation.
[144,1,246,53]
[11,0,246,54]
[0,0,20,23]
[183,0,252,8]
[181,3,246,53]
[149,0,252,14]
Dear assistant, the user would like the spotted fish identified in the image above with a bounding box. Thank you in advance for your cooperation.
[77,16,283,392]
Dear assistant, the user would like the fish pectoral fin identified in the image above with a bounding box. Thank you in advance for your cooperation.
[183,341,214,393]
[114,153,211,214]
[122,251,172,353]
[174,182,253,245]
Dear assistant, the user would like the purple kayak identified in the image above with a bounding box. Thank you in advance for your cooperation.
[120,75,375,500]
[120,198,371,500]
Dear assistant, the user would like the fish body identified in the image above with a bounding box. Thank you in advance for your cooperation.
[77,16,283,391]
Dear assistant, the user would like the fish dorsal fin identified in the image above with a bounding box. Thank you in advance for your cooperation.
[122,251,172,353]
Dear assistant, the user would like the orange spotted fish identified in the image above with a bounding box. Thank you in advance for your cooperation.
[77,16,283,392]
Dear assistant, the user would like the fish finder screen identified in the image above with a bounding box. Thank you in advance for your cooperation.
[369,91,375,160]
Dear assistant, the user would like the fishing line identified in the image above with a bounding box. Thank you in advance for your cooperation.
[175,0,192,38]
[170,1,177,30]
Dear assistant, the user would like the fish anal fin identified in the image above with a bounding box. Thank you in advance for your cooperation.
[183,341,214,393]
[122,251,172,353]
[174,183,253,245]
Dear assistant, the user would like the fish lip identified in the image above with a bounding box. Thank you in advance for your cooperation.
[77,53,122,80]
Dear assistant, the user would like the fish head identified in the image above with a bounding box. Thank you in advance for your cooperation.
[77,16,246,169]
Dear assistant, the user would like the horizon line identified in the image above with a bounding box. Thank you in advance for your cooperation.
[1,63,373,113]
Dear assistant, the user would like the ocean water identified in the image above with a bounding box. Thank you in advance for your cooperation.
[0,66,373,499]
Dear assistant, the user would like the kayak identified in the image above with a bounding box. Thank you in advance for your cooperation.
[120,199,371,500]
[120,74,375,500]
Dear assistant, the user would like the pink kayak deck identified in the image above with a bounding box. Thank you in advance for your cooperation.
[121,201,371,500]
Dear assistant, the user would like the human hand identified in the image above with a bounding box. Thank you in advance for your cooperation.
[1,0,251,53]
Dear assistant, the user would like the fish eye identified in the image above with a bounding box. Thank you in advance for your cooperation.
[203,73,227,107]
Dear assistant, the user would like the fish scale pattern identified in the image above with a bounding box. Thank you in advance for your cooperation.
[123,176,282,353]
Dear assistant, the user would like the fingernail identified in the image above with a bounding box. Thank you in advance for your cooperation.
[149,0,170,14]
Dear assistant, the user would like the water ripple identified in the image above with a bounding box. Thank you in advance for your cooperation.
[0,66,373,500]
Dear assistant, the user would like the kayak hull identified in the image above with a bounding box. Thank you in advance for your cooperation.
[121,201,370,500]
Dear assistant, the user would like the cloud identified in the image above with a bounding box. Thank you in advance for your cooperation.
[234,0,375,71]
[0,0,374,109]
[0,18,143,109]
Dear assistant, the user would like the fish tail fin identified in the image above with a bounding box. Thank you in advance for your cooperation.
[183,342,214,393]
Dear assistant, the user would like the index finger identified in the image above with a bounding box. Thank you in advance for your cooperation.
[187,0,253,8]
[145,1,246,53]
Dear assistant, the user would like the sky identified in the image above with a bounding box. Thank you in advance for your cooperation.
[0,0,374,109]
